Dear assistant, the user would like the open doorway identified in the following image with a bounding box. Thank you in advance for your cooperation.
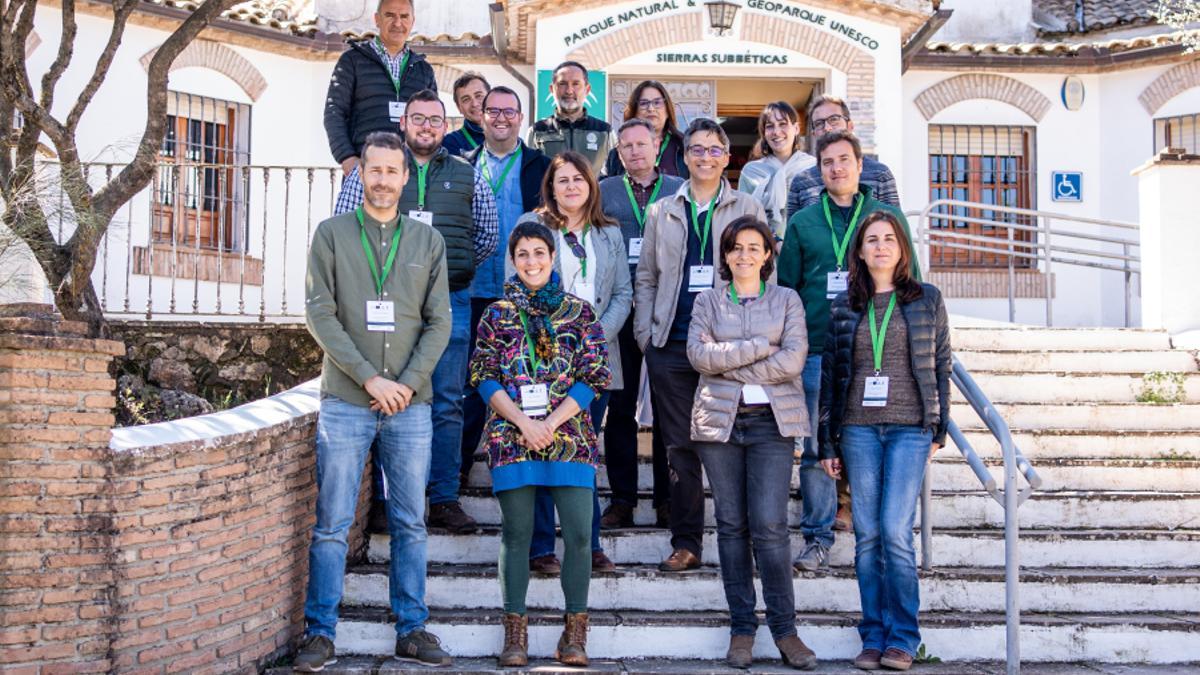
[716,78,820,185]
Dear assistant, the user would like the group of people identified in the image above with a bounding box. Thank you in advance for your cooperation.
[297,0,952,671]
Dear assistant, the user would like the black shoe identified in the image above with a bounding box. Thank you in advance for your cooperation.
[600,502,634,529]
[293,634,336,672]
[394,629,452,666]
[654,501,670,528]
[427,501,479,534]
[367,500,388,534]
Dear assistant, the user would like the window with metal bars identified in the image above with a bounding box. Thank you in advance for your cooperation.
[152,91,251,252]
[1154,113,1199,154]
[927,124,1036,269]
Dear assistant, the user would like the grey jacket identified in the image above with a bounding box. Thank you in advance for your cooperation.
[633,180,767,350]
[687,283,810,443]
[510,212,633,389]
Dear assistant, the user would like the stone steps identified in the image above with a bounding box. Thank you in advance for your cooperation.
[948,372,1200,403]
[371,528,1200,569]
[954,350,1197,373]
[948,327,1176,352]
[949,402,1200,431]
[327,607,1200,665]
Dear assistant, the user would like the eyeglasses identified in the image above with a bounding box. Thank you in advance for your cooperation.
[811,114,848,131]
[687,145,727,158]
[407,113,445,128]
[484,107,520,120]
[637,98,666,110]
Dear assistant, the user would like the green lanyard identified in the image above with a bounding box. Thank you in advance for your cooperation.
[414,162,429,210]
[821,192,864,270]
[656,132,671,167]
[462,126,479,149]
[867,292,898,375]
[728,280,765,304]
[623,174,662,232]
[480,147,522,194]
[517,310,542,375]
[377,39,411,99]
[689,189,719,262]
[356,208,403,297]
[562,224,591,279]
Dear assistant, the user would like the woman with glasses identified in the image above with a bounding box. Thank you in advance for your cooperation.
[602,80,690,180]
[470,221,613,668]
[738,101,815,238]
[819,211,951,672]
[513,151,633,576]
[686,215,817,670]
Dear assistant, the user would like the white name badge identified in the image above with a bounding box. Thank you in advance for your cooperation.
[627,237,644,265]
[366,300,395,332]
[573,281,596,307]
[388,101,406,122]
[863,376,889,407]
[408,210,433,226]
[742,384,770,405]
[520,383,549,417]
[826,271,849,299]
[688,265,715,293]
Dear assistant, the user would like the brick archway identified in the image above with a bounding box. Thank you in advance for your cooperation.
[139,40,268,101]
[565,11,878,150]
[1139,60,1200,115]
[431,63,468,95]
[914,74,1052,122]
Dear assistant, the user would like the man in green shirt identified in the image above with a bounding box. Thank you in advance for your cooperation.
[296,131,453,672]
[777,129,920,574]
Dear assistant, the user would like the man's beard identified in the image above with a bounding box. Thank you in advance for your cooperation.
[407,135,439,156]
[558,98,581,114]
[366,187,398,210]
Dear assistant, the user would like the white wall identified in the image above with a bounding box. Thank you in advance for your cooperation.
[934,0,1033,43]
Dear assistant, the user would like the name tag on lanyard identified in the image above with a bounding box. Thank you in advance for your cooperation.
[388,101,406,123]
[826,271,849,299]
[863,376,889,407]
[366,300,395,332]
[742,384,770,405]
[573,280,596,307]
[408,210,433,226]
[627,237,644,265]
[520,383,549,417]
[688,265,714,293]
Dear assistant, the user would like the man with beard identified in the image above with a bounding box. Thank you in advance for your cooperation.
[443,72,489,158]
[526,61,611,175]
[298,130,453,671]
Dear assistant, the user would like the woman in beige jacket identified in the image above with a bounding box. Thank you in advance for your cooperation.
[686,215,814,670]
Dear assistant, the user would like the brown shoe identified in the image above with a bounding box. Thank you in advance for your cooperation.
[879,648,913,671]
[592,550,616,573]
[726,634,755,669]
[554,612,589,666]
[854,648,883,670]
[529,554,561,574]
[658,548,700,572]
[428,501,479,534]
[497,613,528,667]
[834,504,853,532]
[776,634,817,670]
[654,502,670,528]
[600,502,634,529]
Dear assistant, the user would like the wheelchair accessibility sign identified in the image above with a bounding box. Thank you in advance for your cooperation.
[1052,171,1082,202]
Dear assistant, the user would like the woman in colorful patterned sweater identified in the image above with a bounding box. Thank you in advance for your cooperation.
[468,220,612,668]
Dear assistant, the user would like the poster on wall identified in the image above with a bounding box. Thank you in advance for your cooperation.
[535,69,608,122]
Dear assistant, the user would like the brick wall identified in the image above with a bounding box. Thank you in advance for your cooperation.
[0,317,372,673]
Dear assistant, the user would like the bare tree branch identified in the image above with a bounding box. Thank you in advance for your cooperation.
[65,0,137,132]
[39,0,77,112]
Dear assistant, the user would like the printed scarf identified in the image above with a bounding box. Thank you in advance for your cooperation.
[504,271,565,366]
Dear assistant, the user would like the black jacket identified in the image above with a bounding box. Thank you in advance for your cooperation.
[467,140,552,214]
[323,40,438,164]
[819,283,952,458]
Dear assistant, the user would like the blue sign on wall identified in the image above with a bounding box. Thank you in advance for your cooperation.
[1051,171,1082,202]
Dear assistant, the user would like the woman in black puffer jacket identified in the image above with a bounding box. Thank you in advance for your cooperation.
[817,210,951,672]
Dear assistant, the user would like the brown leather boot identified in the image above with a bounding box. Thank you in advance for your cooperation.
[497,613,527,667]
[726,633,755,669]
[554,612,589,666]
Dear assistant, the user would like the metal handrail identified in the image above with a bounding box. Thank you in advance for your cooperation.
[919,356,1041,675]
[906,199,1141,326]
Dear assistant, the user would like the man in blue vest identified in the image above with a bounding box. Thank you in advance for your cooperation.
[324,0,437,208]
[443,71,489,159]
[460,85,551,494]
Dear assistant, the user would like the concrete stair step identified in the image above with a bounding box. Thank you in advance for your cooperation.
[326,608,1200,666]
[342,564,1200,613]
[373,529,1200,569]
[949,402,1200,431]
[949,327,1175,352]
[456,488,1200,530]
[949,373,1200,404]
[950,429,1200,460]
[954,350,1197,374]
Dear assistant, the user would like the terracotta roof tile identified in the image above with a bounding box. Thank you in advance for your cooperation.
[925,29,1197,56]
[1033,0,1158,35]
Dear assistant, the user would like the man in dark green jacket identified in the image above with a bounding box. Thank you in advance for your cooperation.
[777,129,920,574]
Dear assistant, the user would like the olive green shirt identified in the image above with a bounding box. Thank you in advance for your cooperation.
[305,208,451,408]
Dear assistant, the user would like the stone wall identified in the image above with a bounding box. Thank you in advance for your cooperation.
[0,317,371,674]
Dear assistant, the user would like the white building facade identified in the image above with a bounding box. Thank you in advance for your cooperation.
[14,0,1200,327]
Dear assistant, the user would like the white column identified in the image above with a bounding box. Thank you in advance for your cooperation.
[1134,151,1200,336]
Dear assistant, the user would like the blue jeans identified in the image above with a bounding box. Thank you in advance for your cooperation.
[799,354,836,549]
[530,392,609,557]
[427,289,471,505]
[840,424,932,657]
[304,397,433,639]
[696,412,797,640]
